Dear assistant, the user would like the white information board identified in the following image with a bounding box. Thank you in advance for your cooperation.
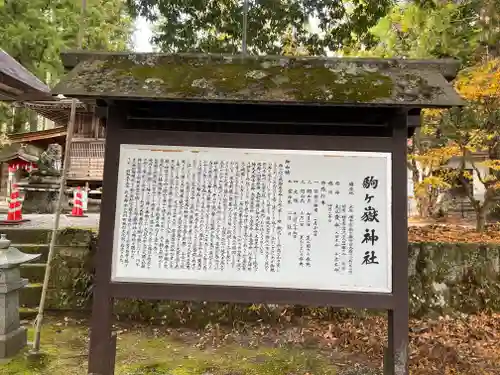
[112,145,392,293]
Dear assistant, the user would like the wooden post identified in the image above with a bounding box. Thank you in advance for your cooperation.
[242,0,249,55]
[387,110,409,375]
[88,106,121,375]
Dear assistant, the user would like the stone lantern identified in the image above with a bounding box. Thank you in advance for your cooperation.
[0,233,40,360]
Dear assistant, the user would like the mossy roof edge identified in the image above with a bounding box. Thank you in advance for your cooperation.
[52,52,465,108]
[59,51,462,80]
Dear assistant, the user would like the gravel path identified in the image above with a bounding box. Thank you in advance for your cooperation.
[0,213,100,229]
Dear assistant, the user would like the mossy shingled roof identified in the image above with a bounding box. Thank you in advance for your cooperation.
[53,53,464,107]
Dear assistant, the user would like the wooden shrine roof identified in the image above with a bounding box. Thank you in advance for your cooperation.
[16,98,91,126]
[0,143,41,164]
[8,127,67,144]
[53,51,464,108]
[0,49,52,102]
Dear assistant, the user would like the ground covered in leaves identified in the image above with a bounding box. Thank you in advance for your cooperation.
[4,312,500,375]
[408,224,500,244]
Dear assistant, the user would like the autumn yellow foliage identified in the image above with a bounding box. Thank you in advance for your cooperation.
[281,27,309,56]
[408,144,461,216]
[415,57,500,230]
[455,58,500,103]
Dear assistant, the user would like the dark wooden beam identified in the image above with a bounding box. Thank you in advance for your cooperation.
[125,119,395,138]
[122,100,399,127]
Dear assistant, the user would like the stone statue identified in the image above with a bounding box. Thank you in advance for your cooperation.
[14,144,63,214]
[30,143,62,178]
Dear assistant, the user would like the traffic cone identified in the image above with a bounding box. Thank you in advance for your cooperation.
[67,187,87,217]
[13,184,22,221]
[7,189,16,221]
[0,184,29,225]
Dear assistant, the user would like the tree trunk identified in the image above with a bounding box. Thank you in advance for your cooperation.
[409,158,422,217]
[476,206,487,232]
[29,110,38,132]
[417,195,430,218]
[417,197,425,217]
[12,107,26,133]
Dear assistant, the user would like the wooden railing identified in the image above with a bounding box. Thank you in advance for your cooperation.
[67,140,105,181]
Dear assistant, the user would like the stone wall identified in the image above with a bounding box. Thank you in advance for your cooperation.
[408,242,500,316]
[17,228,500,320]
[16,228,96,315]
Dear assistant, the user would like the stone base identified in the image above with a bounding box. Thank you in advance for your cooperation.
[19,188,60,214]
[0,326,27,359]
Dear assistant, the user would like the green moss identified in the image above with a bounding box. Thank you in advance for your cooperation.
[57,227,94,245]
[106,55,395,103]
[116,346,337,375]
[2,356,49,375]
[3,323,88,375]
[5,319,339,375]
[55,53,457,105]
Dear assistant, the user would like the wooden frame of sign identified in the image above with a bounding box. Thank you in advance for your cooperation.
[87,102,408,375]
[52,53,463,375]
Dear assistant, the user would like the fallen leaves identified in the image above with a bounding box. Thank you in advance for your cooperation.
[148,311,500,374]
[32,312,500,375]
[241,312,500,374]
[407,313,500,374]
[409,224,500,244]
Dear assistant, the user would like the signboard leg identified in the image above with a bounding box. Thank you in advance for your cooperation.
[387,111,409,375]
[108,332,117,374]
[383,346,393,373]
[88,287,114,375]
[387,310,408,375]
[88,108,122,375]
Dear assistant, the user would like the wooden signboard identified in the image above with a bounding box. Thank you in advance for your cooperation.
[89,113,408,375]
[51,52,464,375]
